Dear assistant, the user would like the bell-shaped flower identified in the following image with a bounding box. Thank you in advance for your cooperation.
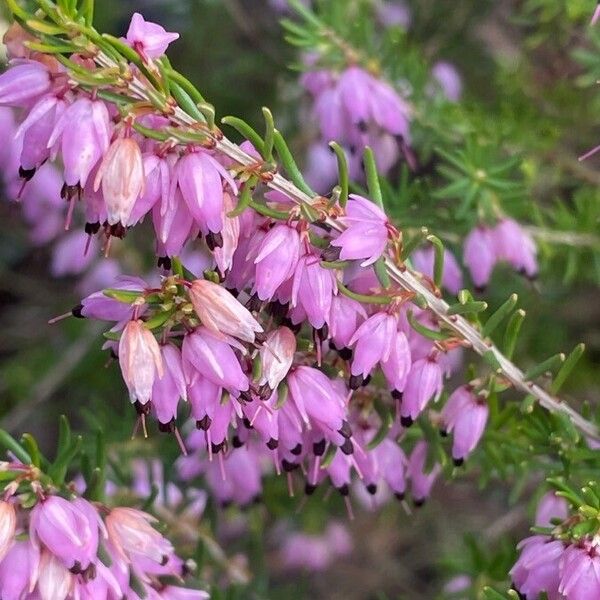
[464,226,496,290]
[535,492,568,528]
[510,535,563,600]
[125,12,180,60]
[558,542,600,599]
[441,386,488,464]
[36,550,72,600]
[48,97,111,187]
[0,61,51,107]
[105,507,173,565]
[407,441,440,505]
[411,246,463,295]
[259,326,296,391]
[30,496,101,570]
[0,502,15,561]
[118,320,164,405]
[174,151,237,234]
[291,253,337,329]
[214,192,240,275]
[0,540,39,600]
[182,327,249,395]
[254,224,301,301]
[152,344,187,425]
[327,295,366,353]
[400,357,443,426]
[78,276,147,321]
[153,189,197,258]
[349,312,398,379]
[189,279,263,343]
[94,137,145,227]
[493,218,538,279]
[380,330,411,394]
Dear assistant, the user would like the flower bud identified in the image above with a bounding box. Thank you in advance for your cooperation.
[259,326,296,391]
[119,320,164,405]
[0,501,16,561]
[95,137,145,227]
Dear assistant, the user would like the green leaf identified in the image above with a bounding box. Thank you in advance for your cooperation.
[503,309,526,360]
[447,301,488,316]
[0,429,32,465]
[221,117,265,155]
[373,257,391,289]
[407,310,449,341]
[261,107,275,161]
[426,235,444,289]
[273,130,315,197]
[103,289,143,303]
[482,294,518,337]
[20,434,43,469]
[329,142,349,207]
[170,81,206,122]
[551,343,585,394]
[337,281,393,305]
[524,353,565,382]
[363,147,383,208]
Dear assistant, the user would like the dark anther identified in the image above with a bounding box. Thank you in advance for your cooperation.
[232,435,244,448]
[85,221,100,235]
[305,483,317,495]
[69,562,83,575]
[161,555,169,566]
[340,439,354,455]
[362,374,371,387]
[252,494,263,504]
[246,293,262,312]
[157,256,172,270]
[313,439,326,456]
[196,415,212,431]
[82,563,96,582]
[257,383,272,399]
[338,420,352,439]
[109,223,127,239]
[254,331,267,345]
[349,374,363,390]
[366,483,377,495]
[71,304,84,319]
[321,245,342,262]
[242,417,252,429]
[281,318,302,334]
[282,459,298,472]
[394,492,405,502]
[439,429,448,438]
[453,457,464,467]
[239,390,253,403]
[266,438,279,450]
[290,443,303,456]
[391,390,403,401]
[400,415,414,428]
[338,347,353,361]
[206,231,223,251]
[211,442,224,454]
[226,286,240,298]
[19,166,36,181]
[134,400,151,415]
[328,340,338,351]
[158,420,175,433]
[316,323,329,341]
[413,498,426,508]
[267,300,288,319]
[357,120,368,133]
[221,499,232,509]
[338,483,350,497]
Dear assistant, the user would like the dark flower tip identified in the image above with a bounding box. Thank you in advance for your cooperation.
[196,415,212,431]
[453,457,464,467]
[394,492,405,502]
[232,435,244,448]
[349,374,363,390]
[266,438,279,450]
[313,439,326,456]
[157,256,171,270]
[366,483,377,495]
[158,420,175,433]
[338,483,350,497]
[291,443,303,456]
[340,439,354,455]
[400,416,413,428]
[338,347,353,361]
[304,483,317,496]
[391,390,403,401]
[439,429,448,438]
[413,498,426,508]
[71,304,84,319]
[282,459,299,472]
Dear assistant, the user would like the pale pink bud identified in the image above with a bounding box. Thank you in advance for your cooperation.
[188,279,263,343]
[260,326,296,390]
[214,192,240,275]
[126,13,180,60]
[37,550,72,600]
[94,137,145,227]
[118,320,164,405]
[105,507,173,564]
[0,501,16,561]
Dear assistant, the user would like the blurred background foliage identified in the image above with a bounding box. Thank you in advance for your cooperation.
[0,0,599,598]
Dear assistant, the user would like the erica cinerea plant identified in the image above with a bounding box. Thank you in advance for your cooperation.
[0,0,599,598]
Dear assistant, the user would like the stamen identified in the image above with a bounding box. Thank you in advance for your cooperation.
[174,427,188,456]
[287,472,295,498]
[344,496,355,521]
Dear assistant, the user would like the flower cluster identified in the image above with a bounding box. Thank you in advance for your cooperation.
[0,462,207,600]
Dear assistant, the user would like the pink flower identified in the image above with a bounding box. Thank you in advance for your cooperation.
[431,61,463,102]
[174,151,238,234]
[510,535,563,600]
[380,330,412,395]
[0,61,51,106]
[48,98,112,187]
[411,246,463,294]
[349,312,397,382]
[400,356,443,426]
[464,225,496,290]
[535,492,569,528]
[407,441,440,505]
[259,326,296,391]
[78,276,147,321]
[118,320,164,405]
[106,507,173,564]
[559,542,600,599]
[493,218,538,279]
[182,327,249,395]
[0,540,39,599]
[152,344,187,426]
[0,501,16,561]
[188,279,263,343]
[291,253,337,329]
[152,189,197,258]
[332,194,390,266]
[30,496,100,570]
[36,550,72,600]
[94,137,145,227]
[214,191,240,275]
[254,224,301,301]
[327,295,366,354]
[440,386,488,464]
[125,12,180,60]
